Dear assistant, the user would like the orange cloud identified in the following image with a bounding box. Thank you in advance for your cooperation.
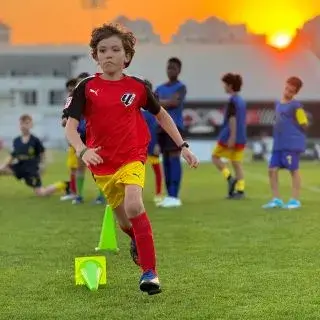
[0,0,319,44]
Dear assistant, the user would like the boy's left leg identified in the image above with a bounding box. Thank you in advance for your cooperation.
[94,162,160,295]
[120,161,160,294]
[30,175,70,197]
[230,149,245,199]
[284,151,302,209]
[125,184,160,295]
[212,145,236,197]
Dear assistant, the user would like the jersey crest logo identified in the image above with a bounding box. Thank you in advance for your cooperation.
[121,93,136,107]
[90,89,99,96]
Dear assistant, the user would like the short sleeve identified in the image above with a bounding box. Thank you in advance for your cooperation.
[35,138,45,155]
[64,80,87,121]
[226,100,237,118]
[296,108,308,125]
[143,83,161,115]
[176,85,187,101]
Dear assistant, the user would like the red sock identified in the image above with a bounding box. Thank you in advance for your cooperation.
[120,225,135,241]
[70,171,76,194]
[152,163,162,195]
[130,212,156,273]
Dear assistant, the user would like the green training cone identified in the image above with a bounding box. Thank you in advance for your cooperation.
[80,260,102,291]
[95,205,120,253]
[75,256,107,291]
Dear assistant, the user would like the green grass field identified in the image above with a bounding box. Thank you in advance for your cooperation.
[1,150,320,320]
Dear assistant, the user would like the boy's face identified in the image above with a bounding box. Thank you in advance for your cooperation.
[283,82,298,100]
[96,36,129,74]
[167,62,180,81]
[20,119,33,134]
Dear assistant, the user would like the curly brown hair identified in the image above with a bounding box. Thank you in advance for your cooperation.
[287,76,303,93]
[90,23,136,68]
[221,73,243,92]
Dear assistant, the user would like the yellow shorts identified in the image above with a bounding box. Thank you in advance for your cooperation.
[212,144,244,162]
[147,155,160,165]
[94,161,145,209]
[66,146,79,169]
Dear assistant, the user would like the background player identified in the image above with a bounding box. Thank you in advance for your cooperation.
[155,57,187,208]
[60,78,78,201]
[262,77,308,209]
[0,114,69,196]
[212,73,247,199]
[64,23,199,295]
[143,79,163,205]
[62,73,105,205]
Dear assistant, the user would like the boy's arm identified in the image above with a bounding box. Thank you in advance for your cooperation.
[143,84,199,168]
[63,82,87,155]
[144,85,184,146]
[1,155,13,168]
[158,86,187,109]
[226,101,237,144]
[296,107,308,130]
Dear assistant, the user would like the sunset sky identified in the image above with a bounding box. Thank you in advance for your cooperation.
[0,0,319,45]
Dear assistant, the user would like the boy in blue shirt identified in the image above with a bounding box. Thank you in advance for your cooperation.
[155,57,187,208]
[142,80,163,205]
[263,77,308,209]
[212,73,247,199]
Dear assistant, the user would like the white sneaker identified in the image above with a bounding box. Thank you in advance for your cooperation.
[158,196,182,208]
[60,194,77,201]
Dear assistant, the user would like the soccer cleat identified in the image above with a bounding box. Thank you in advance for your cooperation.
[72,196,84,205]
[262,198,284,209]
[227,177,237,197]
[130,240,140,266]
[157,196,182,208]
[139,270,161,295]
[93,195,106,205]
[228,191,245,200]
[284,198,301,209]
[60,193,77,201]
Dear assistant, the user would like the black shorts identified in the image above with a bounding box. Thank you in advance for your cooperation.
[157,127,184,153]
[80,133,86,144]
[10,165,42,188]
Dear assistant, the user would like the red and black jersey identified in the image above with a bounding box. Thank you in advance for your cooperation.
[64,73,161,175]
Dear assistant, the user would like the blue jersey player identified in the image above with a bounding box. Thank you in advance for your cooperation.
[142,80,163,205]
[263,77,308,209]
[0,114,69,196]
[155,57,187,208]
[62,73,105,205]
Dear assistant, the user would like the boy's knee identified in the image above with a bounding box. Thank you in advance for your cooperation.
[124,185,145,218]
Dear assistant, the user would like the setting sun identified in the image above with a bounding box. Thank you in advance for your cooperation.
[268,33,293,49]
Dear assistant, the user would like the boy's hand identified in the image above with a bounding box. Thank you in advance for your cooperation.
[181,148,199,168]
[79,147,103,166]
[153,144,161,156]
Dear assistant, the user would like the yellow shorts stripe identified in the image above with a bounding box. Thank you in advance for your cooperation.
[94,161,145,209]
[66,146,79,169]
[147,155,160,165]
[212,144,244,162]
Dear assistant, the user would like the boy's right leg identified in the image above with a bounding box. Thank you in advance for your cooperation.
[212,145,235,197]
[262,151,284,208]
[113,203,139,266]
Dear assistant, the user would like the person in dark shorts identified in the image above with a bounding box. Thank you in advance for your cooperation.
[0,114,69,196]
[155,57,187,208]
